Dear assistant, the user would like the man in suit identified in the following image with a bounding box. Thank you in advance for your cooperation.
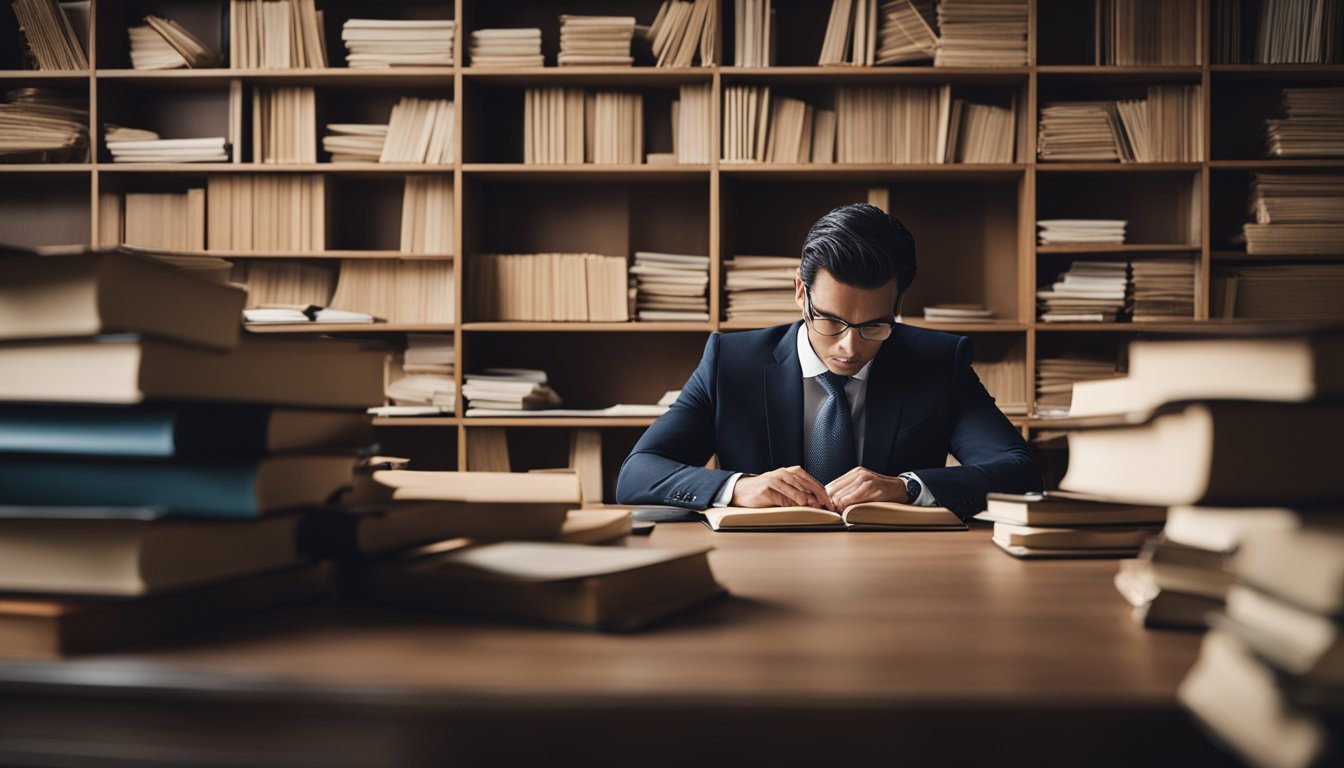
[616,203,1042,520]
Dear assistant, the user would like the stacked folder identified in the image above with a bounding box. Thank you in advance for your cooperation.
[933,0,1028,67]
[632,251,710,322]
[1129,258,1195,321]
[558,15,636,66]
[1037,219,1127,245]
[723,255,800,324]
[1036,260,1130,322]
[1243,172,1344,256]
[341,18,454,68]
[104,125,228,163]
[322,123,386,162]
[470,28,543,67]
[127,15,219,69]
[0,87,88,163]
[463,369,563,413]
[1266,87,1344,158]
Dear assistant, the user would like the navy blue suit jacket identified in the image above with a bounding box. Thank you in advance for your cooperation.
[615,321,1042,520]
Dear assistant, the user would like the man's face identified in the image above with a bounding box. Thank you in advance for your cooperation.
[793,268,900,377]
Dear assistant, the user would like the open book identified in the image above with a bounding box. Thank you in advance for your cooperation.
[702,501,966,532]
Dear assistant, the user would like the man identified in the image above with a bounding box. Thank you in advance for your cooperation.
[615,203,1042,520]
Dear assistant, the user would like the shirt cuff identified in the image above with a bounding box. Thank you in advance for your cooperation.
[711,472,744,507]
[899,472,938,506]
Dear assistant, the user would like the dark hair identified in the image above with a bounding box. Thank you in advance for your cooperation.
[799,203,916,295]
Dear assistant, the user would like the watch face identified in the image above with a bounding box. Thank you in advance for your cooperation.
[905,478,921,500]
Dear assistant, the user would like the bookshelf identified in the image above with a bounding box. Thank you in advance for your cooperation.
[3,0,1341,499]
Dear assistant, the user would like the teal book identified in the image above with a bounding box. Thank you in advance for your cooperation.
[0,455,356,519]
[0,404,373,458]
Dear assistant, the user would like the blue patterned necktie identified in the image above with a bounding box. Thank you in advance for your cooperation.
[805,371,857,486]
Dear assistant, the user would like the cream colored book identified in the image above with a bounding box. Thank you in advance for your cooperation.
[703,501,965,531]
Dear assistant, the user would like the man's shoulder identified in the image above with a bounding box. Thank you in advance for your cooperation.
[713,321,800,356]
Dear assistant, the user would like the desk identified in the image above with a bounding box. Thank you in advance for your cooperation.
[0,524,1235,767]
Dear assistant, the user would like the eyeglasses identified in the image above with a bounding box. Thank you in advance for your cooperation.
[804,288,899,342]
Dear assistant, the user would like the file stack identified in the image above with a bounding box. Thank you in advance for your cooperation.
[1266,87,1344,158]
[1212,265,1344,321]
[933,0,1028,67]
[647,0,718,66]
[470,253,630,322]
[558,15,636,66]
[922,304,992,322]
[0,246,386,659]
[672,83,713,163]
[523,88,642,164]
[1033,353,1120,417]
[0,87,88,163]
[1254,0,1342,64]
[380,97,454,164]
[835,85,949,163]
[105,125,228,163]
[463,369,563,412]
[127,15,219,69]
[723,255,800,324]
[944,97,1016,163]
[977,491,1167,559]
[1243,173,1344,256]
[875,0,939,65]
[322,123,386,162]
[1037,219,1127,245]
[1129,258,1195,321]
[341,19,455,68]
[631,251,710,322]
[733,0,774,66]
[229,0,328,68]
[379,335,457,416]
[469,28,544,67]
[205,175,326,251]
[1036,261,1130,323]
[1039,87,1202,163]
[252,86,317,163]
[11,0,87,70]
[1037,102,1124,162]
[328,260,455,323]
[400,176,454,253]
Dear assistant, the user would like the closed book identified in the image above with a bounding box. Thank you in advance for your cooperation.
[0,563,331,660]
[1058,400,1344,506]
[0,404,372,458]
[0,334,386,408]
[1235,526,1344,615]
[1115,558,1223,630]
[1220,584,1344,686]
[558,507,632,544]
[992,522,1157,550]
[361,541,725,632]
[703,502,966,532]
[0,514,306,596]
[975,490,1167,526]
[0,455,356,518]
[0,248,245,351]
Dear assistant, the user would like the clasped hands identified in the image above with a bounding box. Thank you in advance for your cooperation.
[729,465,908,511]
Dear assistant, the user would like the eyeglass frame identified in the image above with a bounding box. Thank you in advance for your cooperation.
[802,285,902,342]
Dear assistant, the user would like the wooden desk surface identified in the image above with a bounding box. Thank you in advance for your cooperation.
[0,524,1237,767]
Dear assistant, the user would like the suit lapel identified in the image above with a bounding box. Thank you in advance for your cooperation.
[764,322,804,468]
[862,329,909,472]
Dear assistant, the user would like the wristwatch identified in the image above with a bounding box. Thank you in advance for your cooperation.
[900,473,922,503]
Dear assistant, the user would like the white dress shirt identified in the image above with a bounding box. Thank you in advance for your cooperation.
[713,324,937,507]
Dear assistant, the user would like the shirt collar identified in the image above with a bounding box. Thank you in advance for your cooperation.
[796,323,872,382]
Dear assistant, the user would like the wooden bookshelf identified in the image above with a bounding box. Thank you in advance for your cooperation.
[3,0,1341,495]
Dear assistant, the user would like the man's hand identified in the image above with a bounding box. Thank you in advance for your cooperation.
[826,467,908,509]
[730,466,836,511]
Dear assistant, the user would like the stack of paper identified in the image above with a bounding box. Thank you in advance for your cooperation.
[922,304,992,322]
[632,251,710,322]
[1037,102,1123,162]
[1036,261,1130,322]
[322,124,387,162]
[0,87,88,163]
[470,28,543,67]
[723,255,799,324]
[876,0,939,65]
[11,0,87,70]
[1037,219,1127,245]
[1266,87,1344,158]
[1244,172,1344,256]
[934,0,1028,67]
[1130,258,1195,321]
[1035,354,1122,417]
[463,369,563,412]
[127,15,218,70]
[342,19,454,68]
[558,15,635,66]
[105,125,228,163]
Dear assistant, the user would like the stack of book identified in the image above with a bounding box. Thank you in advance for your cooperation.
[381,97,455,164]
[373,334,457,416]
[631,251,710,322]
[328,260,455,324]
[99,189,206,251]
[978,491,1167,559]
[469,28,543,67]
[733,0,774,66]
[127,15,218,70]
[0,87,88,163]
[1036,261,1130,323]
[557,15,635,66]
[1037,219,1127,245]
[922,304,992,322]
[230,261,335,308]
[818,0,880,65]
[1243,172,1344,256]
[671,83,713,164]
[875,0,939,65]
[1213,265,1344,321]
[0,247,387,658]
[647,0,717,67]
[463,369,563,412]
[1130,258,1195,321]
[1033,353,1121,417]
[1037,102,1124,162]
[1266,87,1344,158]
[252,86,317,163]
[1254,0,1341,64]
[400,176,453,253]
[322,123,386,162]
[341,19,454,68]
[105,126,228,163]
[11,0,87,70]
[723,255,799,324]
[933,0,1028,67]
[205,175,326,251]
[229,0,328,68]
[470,253,630,322]
[1038,87,1202,163]
[721,86,772,162]
[524,88,643,164]
[1094,0,1199,65]
[944,97,1017,163]
[836,85,949,163]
